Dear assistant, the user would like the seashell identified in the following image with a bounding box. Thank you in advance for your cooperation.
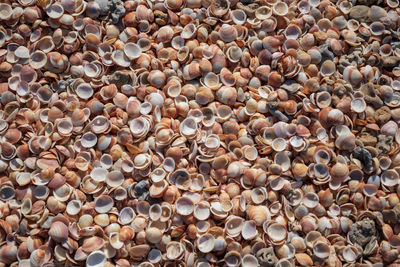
[225,251,242,267]
[94,195,114,213]
[146,227,163,244]
[248,206,269,226]
[197,233,215,253]
[0,4,12,20]
[86,251,107,267]
[381,170,399,187]
[242,254,259,267]
[176,197,194,216]
[209,0,230,17]
[256,6,272,20]
[241,220,257,240]
[320,60,336,77]
[30,249,50,267]
[124,43,141,60]
[266,223,287,244]
[166,241,184,260]
[313,241,330,259]
[76,83,94,99]
[106,170,124,188]
[273,2,288,16]
[342,246,358,263]
[49,221,69,243]
[219,24,238,43]
[369,22,385,36]
[295,253,313,266]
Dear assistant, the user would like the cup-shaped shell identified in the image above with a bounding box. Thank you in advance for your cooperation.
[118,207,135,225]
[29,51,47,69]
[273,2,288,16]
[197,233,215,253]
[232,9,246,25]
[53,183,72,201]
[251,187,267,204]
[170,169,191,190]
[94,195,114,213]
[387,0,399,7]
[342,246,359,263]
[86,251,107,267]
[149,204,162,221]
[219,24,238,43]
[266,223,287,243]
[76,83,93,99]
[106,170,124,188]
[166,241,184,260]
[180,24,196,40]
[248,205,269,226]
[303,192,319,209]
[343,66,363,86]
[284,24,302,39]
[124,43,141,60]
[146,227,163,244]
[320,60,336,77]
[256,6,272,20]
[112,50,131,67]
[241,254,258,267]
[202,72,221,89]
[209,0,230,17]
[241,220,257,240]
[49,221,69,243]
[363,183,378,197]
[180,117,197,137]
[37,36,55,53]
[46,3,64,19]
[226,46,242,63]
[167,83,182,98]
[176,197,194,216]
[90,167,108,182]
[369,22,385,36]
[194,201,210,220]
[350,98,366,113]
[66,199,82,216]
[381,169,399,187]
[225,251,242,267]
[0,186,15,201]
[0,4,12,20]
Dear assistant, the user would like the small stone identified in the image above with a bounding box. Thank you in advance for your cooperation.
[361,83,383,109]
[382,210,398,224]
[256,247,278,267]
[353,146,373,170]
[376,134,393,154]
[358,132,377,147]
[236,2,259,17]
[375,106,392,124]
[95,0,109,15]
[319,44,335,62]
[134,180,149,199]
[154,10,168,26]
[349,6,370,23]
[108,71,132,88]
[1,91,16,105]
[369,6,387,21]
[348,219,376,248]
[382,56,400,69]
[314,31,328,43]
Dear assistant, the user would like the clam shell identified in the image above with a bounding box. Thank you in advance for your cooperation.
[197,233,215,253]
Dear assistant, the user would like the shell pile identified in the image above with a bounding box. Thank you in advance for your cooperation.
[1,0,400,266]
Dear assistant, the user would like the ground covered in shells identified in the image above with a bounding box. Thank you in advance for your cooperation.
[1,0,400,266]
